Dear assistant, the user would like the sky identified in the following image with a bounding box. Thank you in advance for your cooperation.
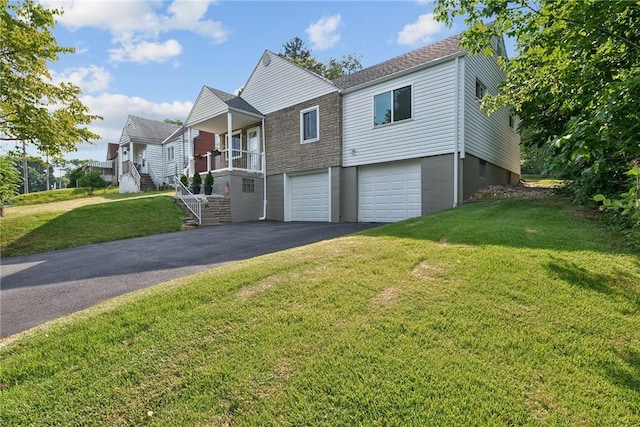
[5,0,512,163]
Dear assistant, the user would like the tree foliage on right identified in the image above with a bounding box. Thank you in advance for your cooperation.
[434,0,639,219]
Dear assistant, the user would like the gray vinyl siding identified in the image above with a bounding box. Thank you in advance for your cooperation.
[463,53,520,174]
[242,52,337,115]
[145,144,163,178]
[342,60,459,167]
[186,87,230,127]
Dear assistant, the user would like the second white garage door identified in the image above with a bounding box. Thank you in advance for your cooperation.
[290,171,329,222]
[359,160,422,222]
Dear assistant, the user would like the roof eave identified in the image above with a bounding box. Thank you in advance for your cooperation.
[340,50,467,95]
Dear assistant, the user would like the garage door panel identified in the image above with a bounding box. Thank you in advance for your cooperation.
[359,160,422,222]
[290,172,329,222]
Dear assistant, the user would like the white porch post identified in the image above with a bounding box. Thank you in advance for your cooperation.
[227,111,233,171]
[206,152,211,172]
[188,127,193,176]
[128,141,133,168]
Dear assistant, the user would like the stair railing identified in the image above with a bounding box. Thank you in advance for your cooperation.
[175,179,202,225]
[147,163,160,190]
[128,161,141,191]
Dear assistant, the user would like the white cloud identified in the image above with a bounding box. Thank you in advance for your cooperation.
[82,93,193,141]
[41,0,228,63]
[306,14,341,50]
[109,39,183,64]
[397,13,445,46]
[50,65,111,93]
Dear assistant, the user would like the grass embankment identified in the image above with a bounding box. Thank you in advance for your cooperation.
[1,197,638,425]
[0,190,185,257]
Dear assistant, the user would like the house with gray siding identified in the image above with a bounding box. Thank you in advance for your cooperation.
[183,31,520,223]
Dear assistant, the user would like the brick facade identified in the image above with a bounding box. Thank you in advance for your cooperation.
[194,130,215,172]
[265,92,342,175]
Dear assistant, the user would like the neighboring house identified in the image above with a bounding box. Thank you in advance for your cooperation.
[184,31,519,223]
[117,115,215,193]
[87,142,119,186]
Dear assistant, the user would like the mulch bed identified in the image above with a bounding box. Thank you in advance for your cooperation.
[468,180,558,201]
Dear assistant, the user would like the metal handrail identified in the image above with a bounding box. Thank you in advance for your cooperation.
[175,179,202,225]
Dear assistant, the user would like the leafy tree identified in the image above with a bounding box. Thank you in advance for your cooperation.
[0,0,101,159]
[433,0,640,207]
[79,169,106,194]
[9,153,53,193]
[164,118,183,126]
[0,155,21,215]
[279,37,363,79]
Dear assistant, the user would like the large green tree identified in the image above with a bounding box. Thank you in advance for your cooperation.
[434,0,640,204]
[279,37,363,79]
[0,0,101,159]
[0,154,21,215]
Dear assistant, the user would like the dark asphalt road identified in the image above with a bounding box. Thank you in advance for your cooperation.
[0,221,379,338]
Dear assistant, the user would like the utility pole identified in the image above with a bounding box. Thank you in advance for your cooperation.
[45,154,50,190]
[22,140,28,194]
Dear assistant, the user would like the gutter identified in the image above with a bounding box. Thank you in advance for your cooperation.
[453,56,460,208]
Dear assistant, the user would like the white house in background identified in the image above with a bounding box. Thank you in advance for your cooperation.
[117,116,191,193]
[182,30,520,223]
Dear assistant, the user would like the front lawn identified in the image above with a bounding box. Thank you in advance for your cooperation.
[1,197,638,425]
[0,190,185,257]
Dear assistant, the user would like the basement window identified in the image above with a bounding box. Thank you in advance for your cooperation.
[242,178,255,193]
[479,159,487,179]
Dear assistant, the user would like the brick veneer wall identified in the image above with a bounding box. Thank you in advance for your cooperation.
[265,92,342,175]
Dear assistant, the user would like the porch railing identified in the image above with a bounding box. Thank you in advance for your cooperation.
[123,160,141,190]
[175,179,201,225]
[221,149,263,172]
[147,163,160,190]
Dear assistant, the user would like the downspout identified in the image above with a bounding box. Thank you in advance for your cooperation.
[259,118,267,220]
[453,56,460,208]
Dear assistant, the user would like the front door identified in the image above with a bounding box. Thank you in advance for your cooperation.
[247,127,260,171]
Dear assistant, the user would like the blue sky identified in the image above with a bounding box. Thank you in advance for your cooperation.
[8,0,510,162]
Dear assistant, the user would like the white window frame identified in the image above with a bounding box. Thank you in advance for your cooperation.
[224,131,243,160]
[167,145,175,161]
[373,84,413,127]
[475,79,487,99]
[300,105,319,144]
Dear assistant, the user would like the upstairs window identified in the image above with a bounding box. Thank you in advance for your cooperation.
[475,79,487,99]
[167,146,175,161]
[374,85,412,126]
[300,106,319,143]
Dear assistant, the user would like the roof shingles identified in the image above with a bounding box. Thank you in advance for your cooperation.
[332,33,464,90]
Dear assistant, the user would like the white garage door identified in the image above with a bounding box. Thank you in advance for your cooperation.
[359,160,422,222]
[290,171,329,221]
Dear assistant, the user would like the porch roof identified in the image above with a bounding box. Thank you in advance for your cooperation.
[186,86,264,134]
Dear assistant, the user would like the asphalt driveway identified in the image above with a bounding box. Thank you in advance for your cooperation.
[0,221,379,338]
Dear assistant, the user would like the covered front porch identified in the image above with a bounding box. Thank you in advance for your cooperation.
[180,86,267,222]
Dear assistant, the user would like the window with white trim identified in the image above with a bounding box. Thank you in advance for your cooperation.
[224,132,242,160]
[373,85,412,126]
[300,106,319,143]
[167,146,175,161]
[475,79,487,99]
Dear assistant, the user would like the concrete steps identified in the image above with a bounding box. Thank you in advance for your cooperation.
[139,173,157,191]
[174,195,231,227]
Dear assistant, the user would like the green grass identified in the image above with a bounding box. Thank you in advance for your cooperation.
[0,190,185,257]
[7,187,120,206]
[1,196,638,425]
[521,174,567,187]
